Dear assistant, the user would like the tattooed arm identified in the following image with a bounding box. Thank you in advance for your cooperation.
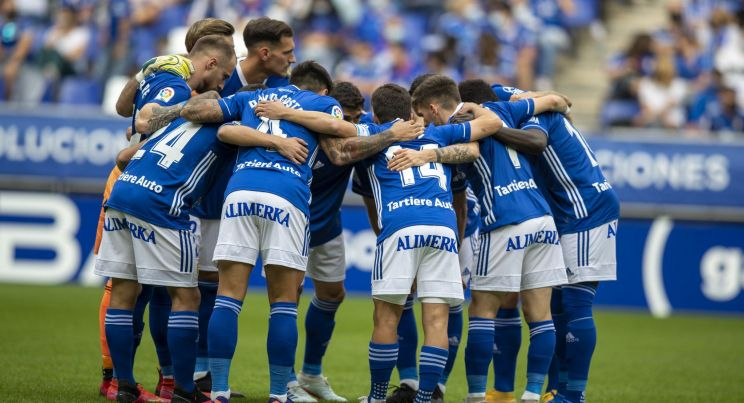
[135,91,220,134]
[320,120,424,166]
[180,91,226,123]
[387,142,480,171]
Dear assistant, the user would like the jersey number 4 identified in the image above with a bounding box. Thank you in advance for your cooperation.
[385,144,448,191]
[148,122,201,169]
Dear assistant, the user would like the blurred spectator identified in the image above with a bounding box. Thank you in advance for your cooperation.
[674,32,711,82]
[0,0,34,101]
[36,3,91,79]
[607,33,655,102]
[485,0,537,89]
[465,31,509,85]
[714,10,744,108]
[515,0,575,90]
[335,39,388,96]
[699,86,744,133]
[636,54,688,129]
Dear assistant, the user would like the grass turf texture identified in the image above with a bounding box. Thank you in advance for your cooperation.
[1,284,743,402]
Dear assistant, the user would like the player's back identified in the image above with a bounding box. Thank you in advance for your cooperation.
[522,112,620,233]
[368,122,470,243]
[465,100,551,232]
[107,118,231,230]
[220,85,342,215]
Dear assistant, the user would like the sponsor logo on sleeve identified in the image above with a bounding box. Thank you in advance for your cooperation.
[155,87,175,103]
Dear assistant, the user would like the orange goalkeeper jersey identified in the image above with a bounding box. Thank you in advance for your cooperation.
[93,166,122,255]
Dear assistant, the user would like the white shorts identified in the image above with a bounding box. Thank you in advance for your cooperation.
[191,217,220,273]
[472,215,567,292]
[307,234,346,282]
[561,220,618,284]
[459,230,479,285]
[372,225,464,306]
[94,209,199,287]
[213,190,309,271]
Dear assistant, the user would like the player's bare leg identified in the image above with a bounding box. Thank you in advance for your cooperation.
[413,301,451,402]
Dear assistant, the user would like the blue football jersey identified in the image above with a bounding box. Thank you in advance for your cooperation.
[218,85,343,216]
[491,84,526,102]
[107,119,232,230]
[132,72,192,136]
[520,112,620,234]
[464,99,552,233]
[219,57,289,97]
[193,69,287,220]
[363,122,472,244]
[309,120,396,247]
[451,167,480,238]
[359,111,375,124]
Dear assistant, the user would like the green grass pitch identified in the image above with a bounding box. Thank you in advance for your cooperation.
[1,284,743,402]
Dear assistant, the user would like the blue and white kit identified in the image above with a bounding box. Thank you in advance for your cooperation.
[464,99,567,292]
[212,85,342,271]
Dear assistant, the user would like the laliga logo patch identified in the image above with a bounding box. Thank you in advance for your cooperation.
[331,105,343,119]
[155,87,175,103]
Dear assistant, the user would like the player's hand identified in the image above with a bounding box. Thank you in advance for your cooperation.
[137,54,194,82]
[387,148,434,171]
[255,101,290,120]
[275,137,309,164]
[451,111,475,123]
[390,120,425,142]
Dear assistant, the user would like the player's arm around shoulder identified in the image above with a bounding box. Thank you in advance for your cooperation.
[320,119,424,166]
[255,100,358,138]
[217,122,309,165]
[181,90,227,123]
[459,102,504,141]
[387,142,480,172]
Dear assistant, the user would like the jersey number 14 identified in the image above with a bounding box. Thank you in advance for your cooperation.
[385,144,447,191]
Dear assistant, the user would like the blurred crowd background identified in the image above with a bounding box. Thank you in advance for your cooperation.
[0,0,742,133]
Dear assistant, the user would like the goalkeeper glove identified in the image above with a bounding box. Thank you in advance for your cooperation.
[135,54,194,82]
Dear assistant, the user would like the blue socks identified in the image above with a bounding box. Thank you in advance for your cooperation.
[196,280,218,376]
[563,284,598,403]
[132,285,153,357]
[416,345,448,403]
[168,311,199,392]
[369,342,399,400]
[493,308,522,392]
[303,296,341,376]
[526,320,556,395]
[439,304,463,386]
[208,295,242,394]
[267,302,298,399]
[150,286,173,377]
[397,295,419,384]
[105,308,135,384]
[464,317,495,394]
[548,288,567,392]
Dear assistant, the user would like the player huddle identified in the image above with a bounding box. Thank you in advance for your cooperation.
[93,15,619,403]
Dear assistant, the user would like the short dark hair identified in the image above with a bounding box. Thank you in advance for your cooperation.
[185,18,235,52]
[412,74,460,111]
[458,79,498,104]
[243,17,293,49]
[372,83,411,123]
[409,73,436,95]
[329,81,364,110]
[189,34,236,63]
[289,61,333,93]
[237,83,267,93]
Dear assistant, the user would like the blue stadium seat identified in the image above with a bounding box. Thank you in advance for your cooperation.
[601,100,640,128]
[58,77,102,105]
